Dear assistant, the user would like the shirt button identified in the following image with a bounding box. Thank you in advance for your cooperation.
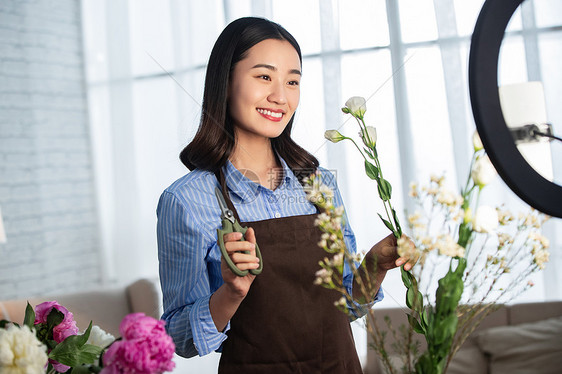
[274,212,281,218]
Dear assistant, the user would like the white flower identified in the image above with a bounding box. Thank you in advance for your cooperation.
[334,296,347,308]
[0,324,48,374]
[473,131,483,151]
[430,174,445,186]
[86,325,115,348]
[319,185,334,199]
[334,206,345,217]
[473,206,499,233]
[471,155,497,188]
[325,130,345,143]
[360,126,377,148]
[435,234,465,258]
[343,96,367,117]
[331,253,344,267]
[314,268,333,285]
[498,232,512,247]
[397,236,421,264]
[532,248,549,270]
[409,182,419,198]
[436,188,461,207]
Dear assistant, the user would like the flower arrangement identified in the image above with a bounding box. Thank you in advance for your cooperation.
[0,301,175,374]
[307,97,550,374]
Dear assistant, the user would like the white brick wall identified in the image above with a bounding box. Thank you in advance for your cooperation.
[0,0,102,299]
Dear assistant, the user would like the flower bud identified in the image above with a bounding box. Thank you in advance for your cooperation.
[360,126,377,148]
[473,205,499,233]
[344,96,367,118]
[473,131,483,152]
[471,155,497,188]
[325,129,345,143]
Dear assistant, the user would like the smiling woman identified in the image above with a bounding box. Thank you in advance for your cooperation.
[156,16,408,374]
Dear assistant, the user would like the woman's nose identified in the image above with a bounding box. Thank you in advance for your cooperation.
[267,81,287,105]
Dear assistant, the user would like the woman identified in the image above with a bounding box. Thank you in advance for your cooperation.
[157,17,411,373]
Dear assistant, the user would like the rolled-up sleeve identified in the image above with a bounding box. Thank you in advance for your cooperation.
[321,169,384,319]
[157,191,229,357]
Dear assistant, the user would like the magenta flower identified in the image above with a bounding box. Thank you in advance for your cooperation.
[34,301,79,343]
[101,313,175,374]
[34,301,80,373]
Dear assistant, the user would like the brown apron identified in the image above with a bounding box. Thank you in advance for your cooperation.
[216,171,363,374]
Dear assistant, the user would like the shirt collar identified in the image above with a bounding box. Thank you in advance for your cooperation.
[223,155,297,202]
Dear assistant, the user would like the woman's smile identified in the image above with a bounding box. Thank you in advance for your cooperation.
[256,108,284,121]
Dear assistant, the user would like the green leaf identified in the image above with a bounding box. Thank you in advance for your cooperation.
[391,208,402,236]
[406,287,423,311]
[70,365,100,374]
[23,302,35,329]
[420,309,429,329]
[363,147,376,160]
[400,267,412,288]
[46,309,64,332]
[376,182,387,200]
[407,313,424,334]
[49,322,102,367]
[376,178,393,201]
[382,179,392,199]
[377,213,394,233]
[364,160,379,180]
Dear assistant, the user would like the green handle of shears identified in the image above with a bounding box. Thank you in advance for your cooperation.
[217,219,263,277]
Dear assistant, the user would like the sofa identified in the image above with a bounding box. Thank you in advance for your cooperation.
[0,278,161,337]
[365,301,562,374]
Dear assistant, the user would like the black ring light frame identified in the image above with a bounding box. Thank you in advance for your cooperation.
[469,0,562,218]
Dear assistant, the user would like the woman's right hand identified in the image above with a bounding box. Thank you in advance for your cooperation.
[220,227,260,299]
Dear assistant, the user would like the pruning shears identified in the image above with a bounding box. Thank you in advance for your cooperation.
[215,187,263,277]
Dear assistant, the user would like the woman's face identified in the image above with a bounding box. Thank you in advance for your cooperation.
[228,39,301,140]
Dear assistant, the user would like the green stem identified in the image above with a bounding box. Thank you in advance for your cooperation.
[345,137,368,162]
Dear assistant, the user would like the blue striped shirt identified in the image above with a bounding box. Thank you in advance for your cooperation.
[157,157,383,358]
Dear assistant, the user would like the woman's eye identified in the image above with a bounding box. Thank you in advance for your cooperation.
[288,80,300,86]
[258,75,271,81]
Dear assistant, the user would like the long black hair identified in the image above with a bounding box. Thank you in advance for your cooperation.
[179,17,318,183]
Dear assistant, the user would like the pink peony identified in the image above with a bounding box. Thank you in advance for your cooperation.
[34,301,79,343]
[34,301,80,373]
[101,313,175,374]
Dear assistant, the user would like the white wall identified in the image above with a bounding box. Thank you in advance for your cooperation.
[0,0,102,299]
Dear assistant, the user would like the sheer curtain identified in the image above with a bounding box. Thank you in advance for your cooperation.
[81,0,561,371]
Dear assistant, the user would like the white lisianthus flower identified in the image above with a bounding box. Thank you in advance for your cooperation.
[85,325,115,349]
[324,129,345,143]
[360,126,377,148]
[0,324,48,374]
[473,131,483,152]
[473,206,499,233]
[343,96,367,117]
[471,155,497,188]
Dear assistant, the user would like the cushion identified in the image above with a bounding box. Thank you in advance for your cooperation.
[476,316,562,374]
[447,341,488,374]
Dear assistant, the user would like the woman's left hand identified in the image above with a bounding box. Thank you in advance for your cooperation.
[369,233,414,272]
